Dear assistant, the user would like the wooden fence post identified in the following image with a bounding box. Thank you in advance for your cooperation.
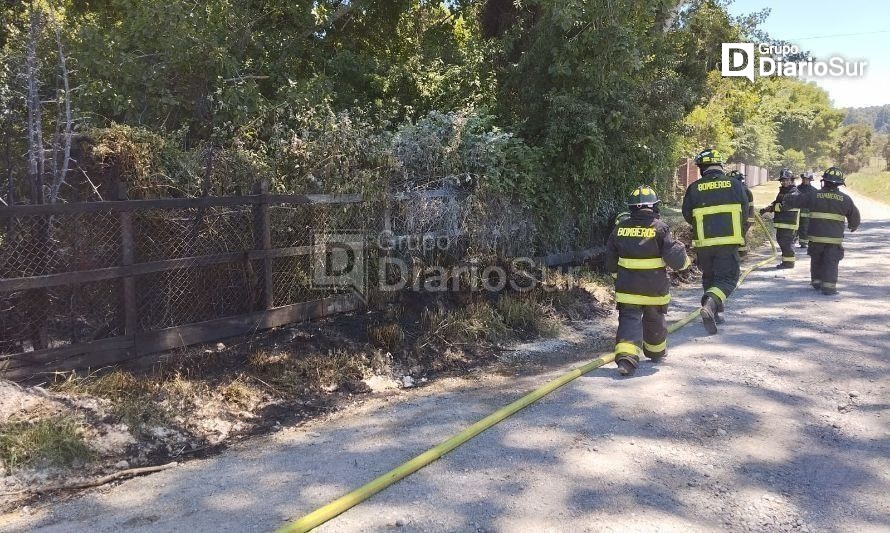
[253,180,274,309]
[116,181,138,338]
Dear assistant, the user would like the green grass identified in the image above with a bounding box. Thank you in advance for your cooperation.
[0,416,93,470]
[748,182,781,210]
[51,370,169,437]
[846,163,890,204]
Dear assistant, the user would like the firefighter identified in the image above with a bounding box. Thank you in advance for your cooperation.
[682,149,749,335]
[727,170,755,256]
[759,169,799,269]
[796,172,818,248]
[605,185,690,376]
[783,167,860,295]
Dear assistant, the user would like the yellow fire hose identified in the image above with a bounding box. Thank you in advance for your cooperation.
[278,214,778,533]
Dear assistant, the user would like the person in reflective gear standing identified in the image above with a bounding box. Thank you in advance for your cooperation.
[682,149,749,335]
[759,169,799,269]
[796,172,818,248]
[727,170,755,256]
[605,185,690,376]
[782,167,860,295]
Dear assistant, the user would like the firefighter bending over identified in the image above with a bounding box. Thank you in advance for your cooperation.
[682,149,749,335]
[783,167,860,295]
[605,186,690,377]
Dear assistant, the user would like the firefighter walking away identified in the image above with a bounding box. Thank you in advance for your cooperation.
[796,172,818,248]
[759,169,800,269]
[605,186,690,376]
[682,149,749,335]
[783,167,860,295]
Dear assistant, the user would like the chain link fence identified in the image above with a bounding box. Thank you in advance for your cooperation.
[0,191,365,378]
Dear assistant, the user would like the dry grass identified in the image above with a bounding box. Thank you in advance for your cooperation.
[368,323,406,352]
[51,370,168,436]
[0,416,93,471]
[248,348,373,393]
[52,370,150,400]
[420,301,509,347]
[247,349,290,372]
[497,293,561,337]
[220,378,255,409]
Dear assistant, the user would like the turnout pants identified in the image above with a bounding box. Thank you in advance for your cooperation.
[615,303,668,368]
[798,213,810,246]
[738,223,752,256]
[697,250,740,312]
[776,228,796,267]
[809,242,844,291]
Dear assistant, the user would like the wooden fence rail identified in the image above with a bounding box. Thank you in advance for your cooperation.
[0,186,365,380]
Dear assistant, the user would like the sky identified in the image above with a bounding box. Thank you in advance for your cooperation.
[726,0,890,108]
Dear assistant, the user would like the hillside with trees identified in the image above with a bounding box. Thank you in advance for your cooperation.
[843,104,890,134]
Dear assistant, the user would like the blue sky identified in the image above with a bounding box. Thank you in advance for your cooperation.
[726,0,890,108]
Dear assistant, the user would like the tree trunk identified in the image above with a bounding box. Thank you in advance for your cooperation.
[25,8,45,205]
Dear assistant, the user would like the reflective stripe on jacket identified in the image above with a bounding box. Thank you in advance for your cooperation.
[783,187,860,244]
[605,209,689,306]
[769,185,800,230]
[682,169,749,251]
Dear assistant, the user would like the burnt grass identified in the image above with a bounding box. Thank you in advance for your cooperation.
[95,280,613,468]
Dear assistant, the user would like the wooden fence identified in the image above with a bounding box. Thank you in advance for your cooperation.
[0,184,365,380]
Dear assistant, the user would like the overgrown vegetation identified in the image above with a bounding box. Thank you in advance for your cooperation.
[1,0,858,253]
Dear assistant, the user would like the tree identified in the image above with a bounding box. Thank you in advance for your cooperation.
[780,149,805,173]
[768,78,843,167]
[881,136,890,170]
[488,0,738,221]
[834,124,873,173]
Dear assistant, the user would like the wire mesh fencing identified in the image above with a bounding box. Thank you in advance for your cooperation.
[0,189,366,377]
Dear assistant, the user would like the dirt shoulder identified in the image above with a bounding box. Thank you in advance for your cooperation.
[1,264,621,515]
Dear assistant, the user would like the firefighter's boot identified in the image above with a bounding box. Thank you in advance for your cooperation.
[700,296,719,335]
[821,282,838,296]
[616,355,638,377]
[716,313,725,325]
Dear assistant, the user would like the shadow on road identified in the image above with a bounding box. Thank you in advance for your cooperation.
[7,220,890,533]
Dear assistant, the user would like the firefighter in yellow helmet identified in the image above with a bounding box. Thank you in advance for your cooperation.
[783,167,860,295]
[605,185,691,376]
[759,169,800,268]
[682,149,750,335]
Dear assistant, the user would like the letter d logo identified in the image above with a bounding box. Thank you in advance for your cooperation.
[721,43,755,82]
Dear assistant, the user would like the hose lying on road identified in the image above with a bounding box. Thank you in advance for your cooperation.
[277,214,779,533]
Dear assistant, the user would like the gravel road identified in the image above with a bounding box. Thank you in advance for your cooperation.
[3,192,888,533]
